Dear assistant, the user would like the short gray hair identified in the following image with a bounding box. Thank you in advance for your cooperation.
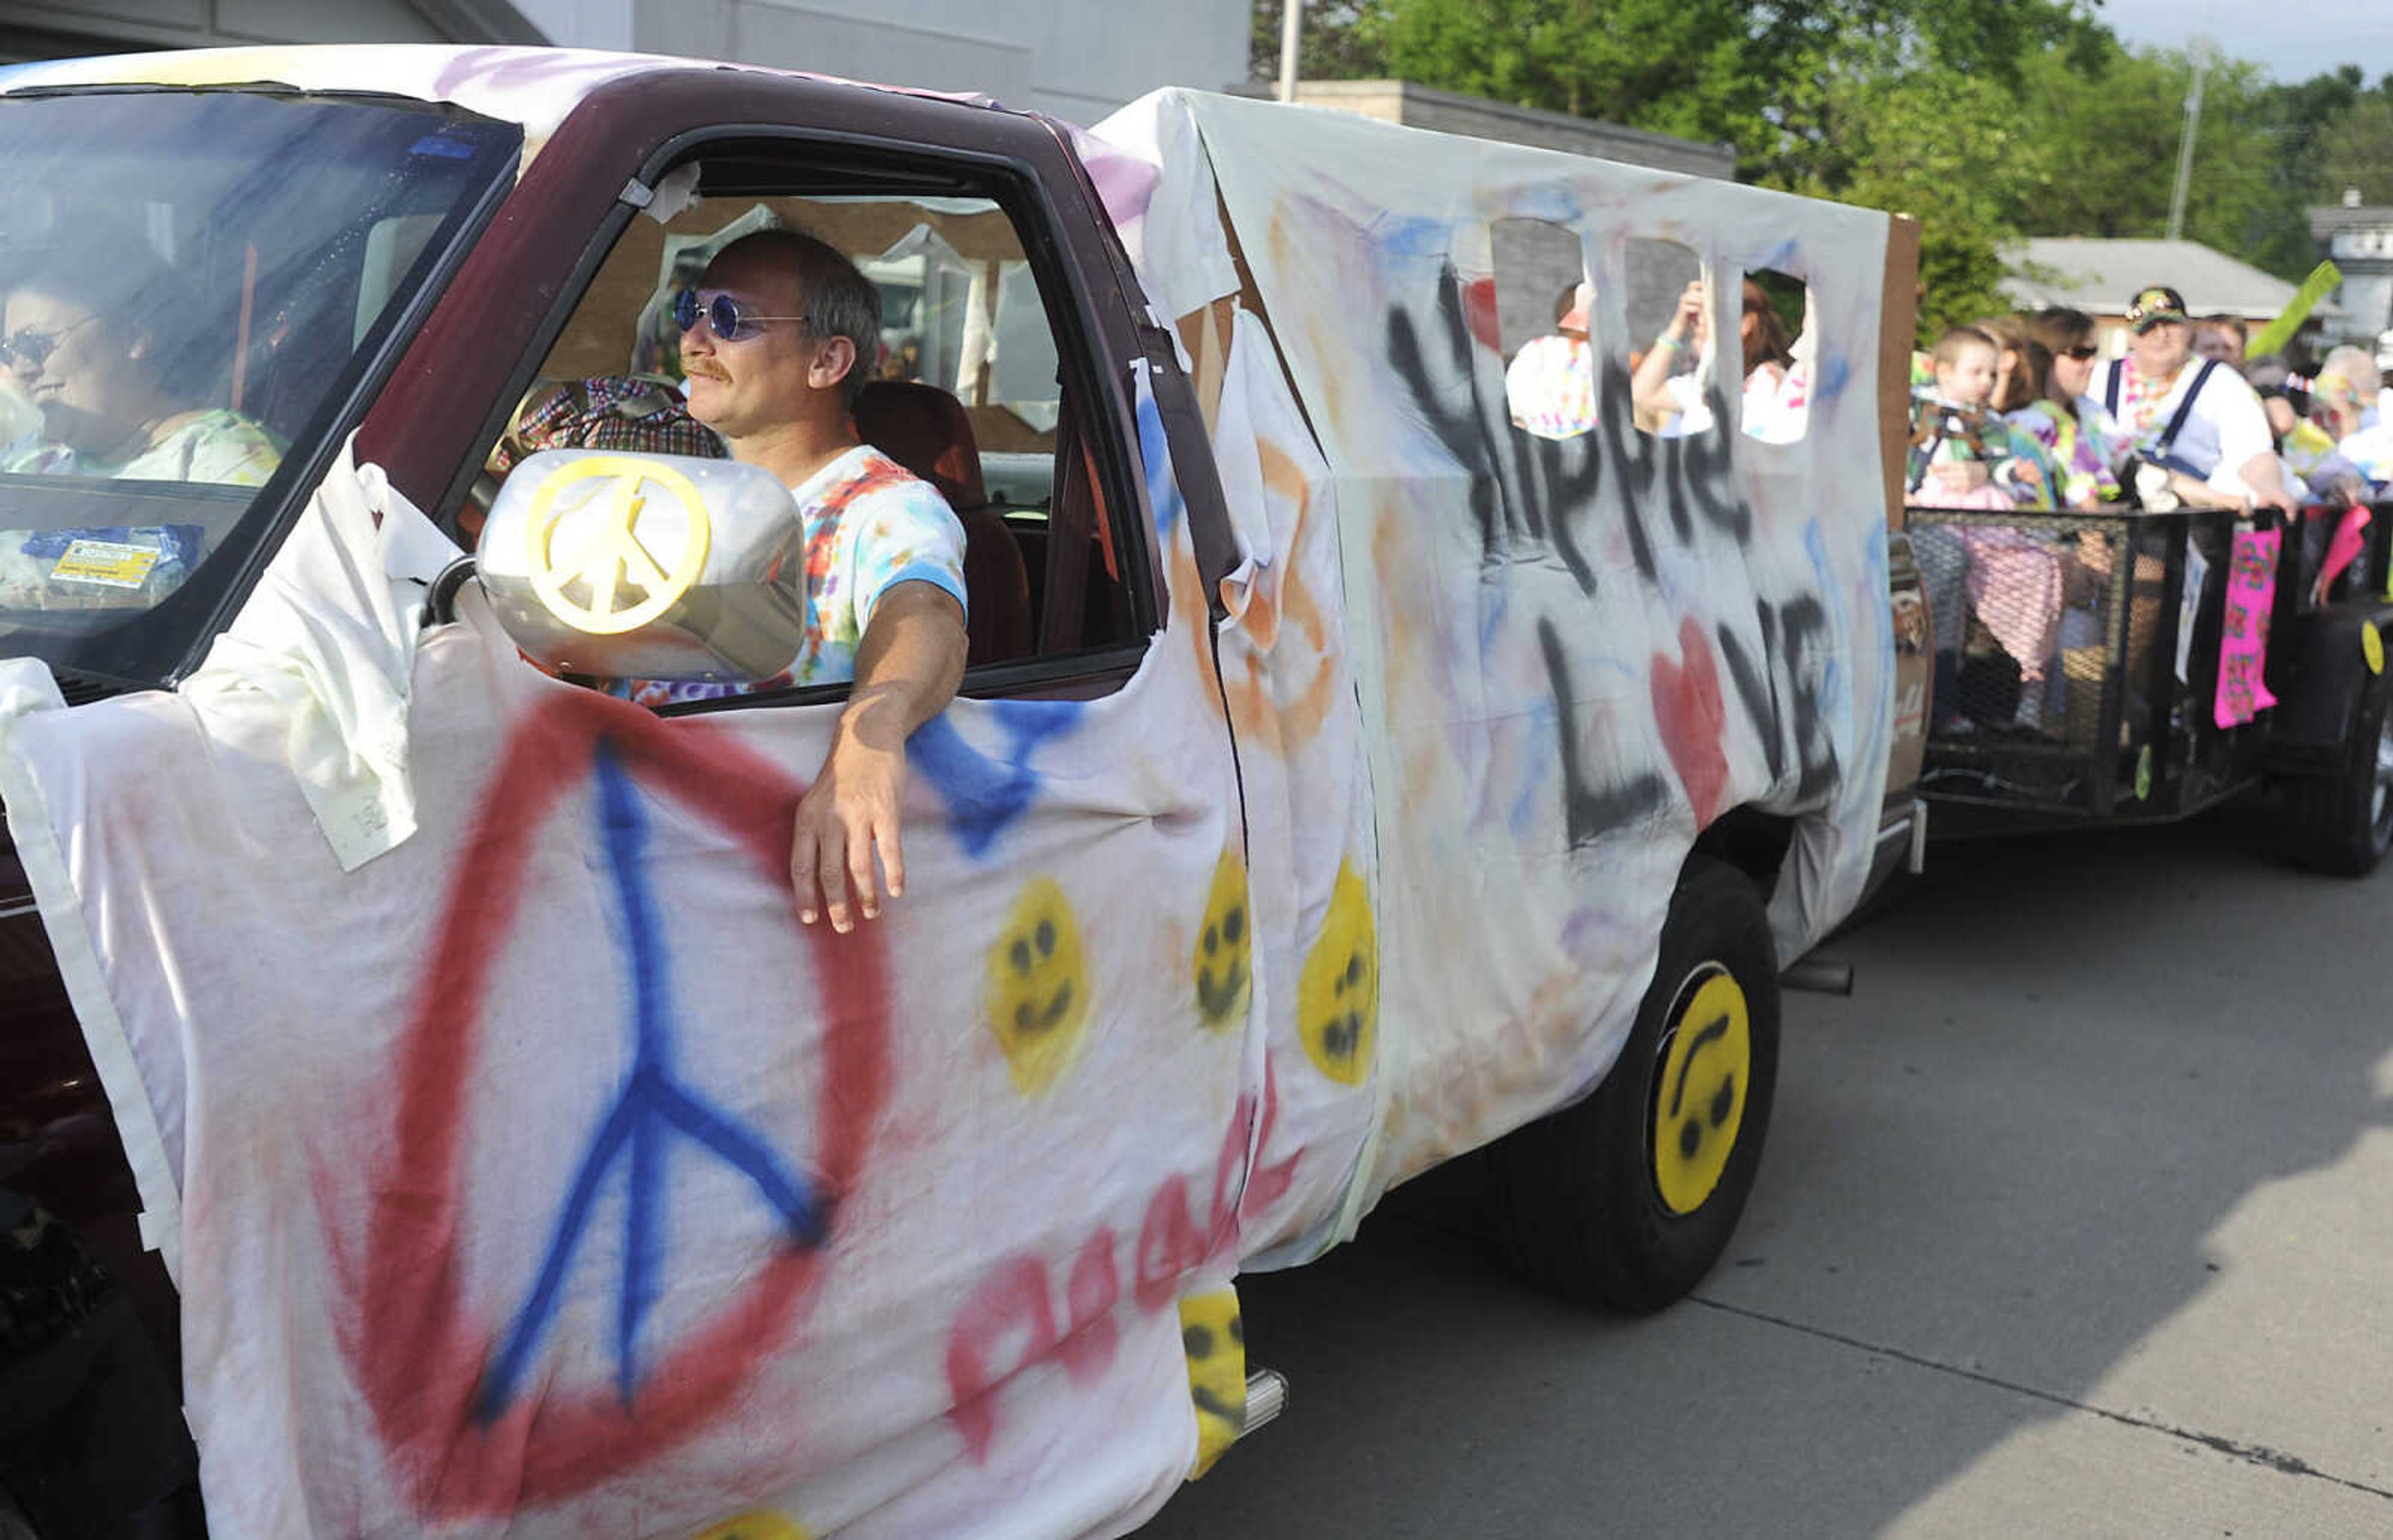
[707,229,881,408]
[2320,345,2380,405]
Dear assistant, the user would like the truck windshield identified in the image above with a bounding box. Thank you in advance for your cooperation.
[0,87,520,688]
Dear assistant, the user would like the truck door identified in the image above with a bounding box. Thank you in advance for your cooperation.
[366,100,1266,1530]
[14,74,1268,1537]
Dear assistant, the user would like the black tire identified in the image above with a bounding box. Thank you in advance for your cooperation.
[1489,857,1780,1313]
[2283,671,2393,876]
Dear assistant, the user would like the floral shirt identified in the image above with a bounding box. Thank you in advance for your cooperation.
[2,408,283,487]
[618,444,967,708]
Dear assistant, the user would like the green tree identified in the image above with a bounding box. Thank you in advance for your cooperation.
[1378,0,1764,135]
[1248,1,1393,83]
[1246,0,2350,310]
[1784,66,2056,333]
[2316,96,2393,206]
[2012,43,2314,278]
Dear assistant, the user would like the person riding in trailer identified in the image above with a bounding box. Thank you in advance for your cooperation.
[2098,285,2296,516]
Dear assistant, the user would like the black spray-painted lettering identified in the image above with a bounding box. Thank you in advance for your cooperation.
[1539,617,1669,844]
[1717,597,1841,804]
[1379,259,1837,844]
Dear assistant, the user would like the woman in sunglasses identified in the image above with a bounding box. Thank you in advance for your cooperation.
[0,248,280,486]
[2002,317,2119,511]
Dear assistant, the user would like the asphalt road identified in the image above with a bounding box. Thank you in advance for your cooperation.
[1137,802,2393,1538]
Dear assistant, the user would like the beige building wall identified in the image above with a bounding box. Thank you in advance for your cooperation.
[0,0,542,57]
[518,0,1248,125]
[0,0,1245,126]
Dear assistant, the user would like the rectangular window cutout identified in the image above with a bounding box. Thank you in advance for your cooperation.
[1492,217,1596,442]
[1625,237,1711,440]
[1742,265,1810,445]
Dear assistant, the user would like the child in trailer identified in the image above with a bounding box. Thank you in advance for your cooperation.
[1909,326,2068,734]
[1909,326,2043,510]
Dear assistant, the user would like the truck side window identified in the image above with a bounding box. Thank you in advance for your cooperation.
[481,158,1147,703]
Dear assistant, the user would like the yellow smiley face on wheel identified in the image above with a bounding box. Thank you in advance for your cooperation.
[524,454,711,634]
[1650,965,1751,1215]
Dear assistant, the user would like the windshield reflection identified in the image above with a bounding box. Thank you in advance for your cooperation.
[0,89,518,684]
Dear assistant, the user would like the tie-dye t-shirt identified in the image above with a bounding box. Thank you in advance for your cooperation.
[619,444,967,708]
[1504,335,1596,439]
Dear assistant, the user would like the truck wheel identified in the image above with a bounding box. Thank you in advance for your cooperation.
[1490,857,1780,1313]
[2283,673,2393,876]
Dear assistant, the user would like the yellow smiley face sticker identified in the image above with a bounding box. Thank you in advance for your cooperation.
[2365,620,2385,677]
[1178,1287,1246,1477]
[985,877,1093,1095]
[525,454,712,635]
[1193,850,1253,1030]
[1651,966,1751,1216]
[1296,860,1376,1085]
[688,1512,810,1540]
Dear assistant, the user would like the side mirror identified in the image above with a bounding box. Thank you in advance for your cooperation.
[476,449,805,682]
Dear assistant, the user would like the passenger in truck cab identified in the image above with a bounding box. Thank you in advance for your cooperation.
[657,228,971,934]
[0,248,282,486]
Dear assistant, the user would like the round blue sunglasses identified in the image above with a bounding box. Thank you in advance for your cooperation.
[673,288,805,340]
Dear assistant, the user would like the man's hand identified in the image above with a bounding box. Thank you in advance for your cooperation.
[2238,451,2300,518]
[790,581,966,933]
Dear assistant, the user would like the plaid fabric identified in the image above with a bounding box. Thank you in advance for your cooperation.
[487,376,724,472]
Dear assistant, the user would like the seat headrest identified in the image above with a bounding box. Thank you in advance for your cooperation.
[854,379,986,510]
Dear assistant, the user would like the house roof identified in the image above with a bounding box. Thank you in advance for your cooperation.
[1999,237,2336,323]
[2309,204,2393,236]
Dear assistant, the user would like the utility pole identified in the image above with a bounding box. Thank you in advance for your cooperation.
[2166,36,2212,243]
[1278,0,1302,104]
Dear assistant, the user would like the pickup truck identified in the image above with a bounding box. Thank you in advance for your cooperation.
[0,45,1922,1539]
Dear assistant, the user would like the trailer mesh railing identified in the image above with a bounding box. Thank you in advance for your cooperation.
[1909,506,2228,812]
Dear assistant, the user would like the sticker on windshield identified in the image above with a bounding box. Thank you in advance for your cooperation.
[50,539,165,589]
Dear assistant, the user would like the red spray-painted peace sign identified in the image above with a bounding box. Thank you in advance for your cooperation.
[328,685,891,1518]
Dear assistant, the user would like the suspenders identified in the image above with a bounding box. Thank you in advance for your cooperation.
[2105,357,2220,465]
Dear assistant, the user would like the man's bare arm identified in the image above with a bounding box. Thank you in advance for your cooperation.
[1631,280,1704,432]
[2237,451,2298,515]
[790,581,967,933]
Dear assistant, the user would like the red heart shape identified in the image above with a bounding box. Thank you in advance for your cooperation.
[1651,617,1731,828]
[1463,276,1502,352]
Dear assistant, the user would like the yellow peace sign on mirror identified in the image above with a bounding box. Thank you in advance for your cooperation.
[523,455,712,635]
